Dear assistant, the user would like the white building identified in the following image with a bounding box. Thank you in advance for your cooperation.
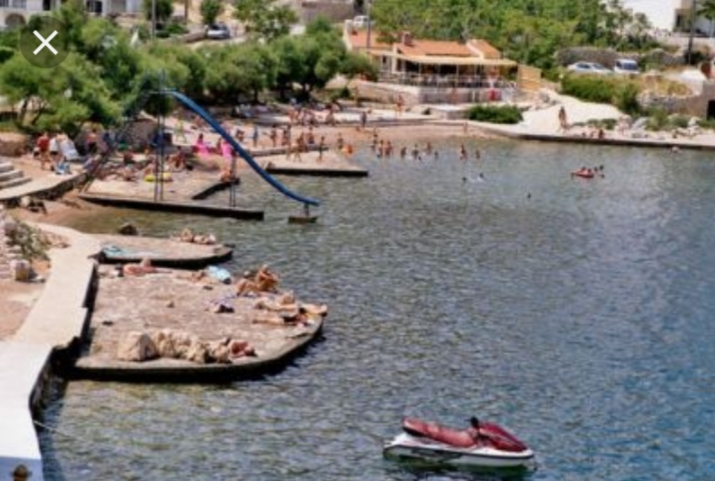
[622,0,680,31]
[0,0,142,29]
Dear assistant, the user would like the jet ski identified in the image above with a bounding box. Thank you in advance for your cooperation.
[383,417,535,469]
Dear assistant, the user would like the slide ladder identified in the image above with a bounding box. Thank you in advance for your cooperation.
[163,90,320,207]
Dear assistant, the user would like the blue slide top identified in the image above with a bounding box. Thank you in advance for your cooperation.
[164,90,320,207]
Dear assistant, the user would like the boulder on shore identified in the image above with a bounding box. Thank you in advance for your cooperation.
[0,132,29,157]
[117,331,159,362]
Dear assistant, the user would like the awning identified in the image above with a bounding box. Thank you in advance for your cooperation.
[370,51,517,67]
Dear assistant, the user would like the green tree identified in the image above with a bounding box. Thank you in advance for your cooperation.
[0,53,119,136]
[234,0,297,41]
[200,0,224,26]
[699,0,715,37]
[201,43,276,102]
[143,0,174,25]
[340,51,378,81]
[147,42,207,99]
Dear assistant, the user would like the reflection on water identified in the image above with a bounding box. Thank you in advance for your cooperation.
[42,140,715,480]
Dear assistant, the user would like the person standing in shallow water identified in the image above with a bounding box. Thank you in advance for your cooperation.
[459,144,467,162]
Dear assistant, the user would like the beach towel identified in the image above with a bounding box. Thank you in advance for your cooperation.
[207,265,232,284]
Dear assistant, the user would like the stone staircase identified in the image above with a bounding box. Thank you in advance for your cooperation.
[0,207,12,280]
[0,159,31,191]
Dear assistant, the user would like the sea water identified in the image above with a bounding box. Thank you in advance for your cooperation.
[42,140,715,480]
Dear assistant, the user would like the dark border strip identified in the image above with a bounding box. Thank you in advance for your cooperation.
[79,193,264,220]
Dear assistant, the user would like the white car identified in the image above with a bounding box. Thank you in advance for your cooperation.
[566,62,612,75]
[352,15,372,29]
[206,23,231,40]
[614,59,640,75]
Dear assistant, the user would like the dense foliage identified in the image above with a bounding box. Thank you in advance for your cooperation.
[233,0,297,42]
[371,0,657,70]
[142,0,173,24]
[467,105,523,124]
[200,0,224,26]
[561,75,641,116]
[0,5,374,135]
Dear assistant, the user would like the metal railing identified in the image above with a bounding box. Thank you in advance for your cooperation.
[378,72,515,89]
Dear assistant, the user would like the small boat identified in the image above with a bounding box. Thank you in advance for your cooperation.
[383,417,535,470]
[571,168,595,179]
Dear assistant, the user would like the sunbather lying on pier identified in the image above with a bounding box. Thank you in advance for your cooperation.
[236,264,280,296]
[174,228,217,245]
[122,258,160,277]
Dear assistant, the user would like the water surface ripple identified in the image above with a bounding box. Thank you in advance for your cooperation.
[42,141,715,480]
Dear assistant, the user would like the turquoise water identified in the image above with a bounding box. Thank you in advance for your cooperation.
[41,140,715,480]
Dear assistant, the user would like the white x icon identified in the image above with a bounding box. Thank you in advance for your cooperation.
[33,30,58,55]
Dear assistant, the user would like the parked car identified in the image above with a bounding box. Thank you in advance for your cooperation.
[614,58,640,75]
[206,23,231,40]
[566,62,612,75]
[352,15,373,29]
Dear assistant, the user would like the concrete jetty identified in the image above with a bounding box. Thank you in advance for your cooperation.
[0,171,84,207]
[73,265,326,383]
[81,168,265,219]
[78,193,265,220]
[0,223,100,481]
[96,234,233,268]
[261,151,368,178]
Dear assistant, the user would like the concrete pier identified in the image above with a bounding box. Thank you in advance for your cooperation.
[0,224,100,481]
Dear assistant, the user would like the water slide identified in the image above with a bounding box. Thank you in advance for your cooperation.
[164,90,320,207]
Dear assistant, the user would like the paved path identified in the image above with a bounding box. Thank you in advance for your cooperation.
[0,223,100,481]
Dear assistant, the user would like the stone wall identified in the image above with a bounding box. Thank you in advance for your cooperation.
[556,47,684,69]
[355,80,517,105]
[299,0,353,23]
[0,133,29,157]
[638,81,715,118]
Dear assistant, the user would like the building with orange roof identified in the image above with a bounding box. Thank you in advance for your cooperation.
[343,22,521,104]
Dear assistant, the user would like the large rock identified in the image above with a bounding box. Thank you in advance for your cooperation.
[116,331,159,362]
[0,133,29,157]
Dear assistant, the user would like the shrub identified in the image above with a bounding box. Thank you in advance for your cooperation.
[165,22,189,35]
[591,118,617,130]
[615,83,641,116]
[467,105,523,124]
[0,46,14,64]
[697,118,715,130]
[561,75,617,104]
[646,108,669,131]
[671,115,690,129]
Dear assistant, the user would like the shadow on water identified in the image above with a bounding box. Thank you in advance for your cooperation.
[383,457,536,481]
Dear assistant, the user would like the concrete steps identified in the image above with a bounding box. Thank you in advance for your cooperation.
[0,169,23,183]
[0,176,31,190]
[0,161,14,174]
[0,160,30,191]
[0,211,10,280]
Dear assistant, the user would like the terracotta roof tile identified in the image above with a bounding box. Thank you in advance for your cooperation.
[398,40,472,57]
[468,39,502,59]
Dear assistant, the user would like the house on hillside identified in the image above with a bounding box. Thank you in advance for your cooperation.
[622,0,678,32]
[0,0,140,29]
[343,23,520,104]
